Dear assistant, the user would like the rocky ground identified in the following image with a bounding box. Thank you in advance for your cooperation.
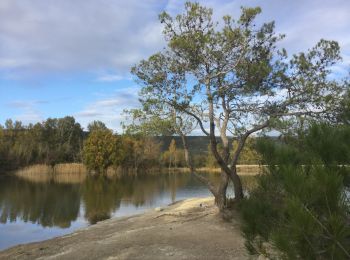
[0,197,250,260]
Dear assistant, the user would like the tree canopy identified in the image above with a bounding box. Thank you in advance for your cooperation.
[131,2,348,206]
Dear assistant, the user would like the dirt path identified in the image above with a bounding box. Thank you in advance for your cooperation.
[0,197,249,260]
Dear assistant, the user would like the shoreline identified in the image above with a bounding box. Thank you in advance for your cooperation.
[0,197,249,260]
[11,163,262,180]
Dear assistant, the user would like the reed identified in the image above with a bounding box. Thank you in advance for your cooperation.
[53,163,87,183]
[14,164,53,183]
[13,163,263,184]
[167,165,264,175]
[14,163,89,183]
[54,163,87,175]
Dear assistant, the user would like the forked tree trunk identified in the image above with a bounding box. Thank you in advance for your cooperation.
[229,165,244,200]
[180,134,217,195]
[215,171,229,210]
[180,133,231,211]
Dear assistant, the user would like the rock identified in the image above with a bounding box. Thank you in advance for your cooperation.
[154,207,163,212]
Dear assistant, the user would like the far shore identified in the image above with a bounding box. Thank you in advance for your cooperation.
[0,197,249,260]
[11,163,262,174]
[8,163,261,183]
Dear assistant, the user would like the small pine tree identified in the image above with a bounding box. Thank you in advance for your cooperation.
[240,124,350,259]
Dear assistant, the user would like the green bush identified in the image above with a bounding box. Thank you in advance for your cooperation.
[240,124,350,259]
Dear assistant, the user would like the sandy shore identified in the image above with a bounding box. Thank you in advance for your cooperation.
[0,197,249,260]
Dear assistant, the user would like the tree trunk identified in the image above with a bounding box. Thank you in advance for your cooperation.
[205,81,244,205]
[180,133,217,196]
[229,165,244,200]
[215,171,229,210]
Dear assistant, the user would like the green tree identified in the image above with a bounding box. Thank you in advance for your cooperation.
[240,124,350,259]
[0,125,6,169]
[168,139,177,168]
[87,120,108,132]
[337,88,350,124]
[131,2,347,208]
[0,117,84,171]
[82,129,117,174]
[232,138,261,165]
[56,116,84,162]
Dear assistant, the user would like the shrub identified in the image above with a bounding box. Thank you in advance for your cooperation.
[240,124,350,259]
[83,129,117,174]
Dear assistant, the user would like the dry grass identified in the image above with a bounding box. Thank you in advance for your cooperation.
[54,163,87,175]
[14,164,263,183]
[53,163,87,183]
[15,164,53,183]
[169,165,264,175]
[14,163,88,183]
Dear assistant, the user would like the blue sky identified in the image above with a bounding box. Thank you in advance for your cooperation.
[0,0,349,131]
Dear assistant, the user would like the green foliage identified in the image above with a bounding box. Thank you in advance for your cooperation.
[83,129,117,174]
[205,138,261,167]
[0,117,84,170]
[87,120,108,132]
[240,124,350,259]
[338,88,350,124]
[132,1,347,203]
[122,109,176,136]
[167,139,177,167]
[233,138,261,165]
[0,117,174,173]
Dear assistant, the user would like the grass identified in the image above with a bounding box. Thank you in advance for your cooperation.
[15,164,52,183]
[15,163,87,183]
[53,163,87,183]
[169,165,263,175]
[14,163,263,183]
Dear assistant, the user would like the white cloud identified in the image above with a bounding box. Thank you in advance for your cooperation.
[75,87,140,131]
[0,0,349,80]
[7,100,44,123]
[96,74,124,82]
[0,0,165,78]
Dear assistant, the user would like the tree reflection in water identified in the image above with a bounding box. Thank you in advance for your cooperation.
[0,172,250,227]
[0,177,80,228]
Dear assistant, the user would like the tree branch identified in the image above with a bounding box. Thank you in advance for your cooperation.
[165,100,210,136]
[231,121,269,166]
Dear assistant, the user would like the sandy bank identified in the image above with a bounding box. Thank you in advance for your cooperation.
[0,197,249,260]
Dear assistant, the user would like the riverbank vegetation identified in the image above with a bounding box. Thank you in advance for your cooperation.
[0,115,262,178]
[240,123,350,259]
[129,1,348,211]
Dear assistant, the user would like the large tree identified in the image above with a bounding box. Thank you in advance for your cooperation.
[131,2,347,209]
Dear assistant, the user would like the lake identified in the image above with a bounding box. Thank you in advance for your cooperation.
[0,172,255,250]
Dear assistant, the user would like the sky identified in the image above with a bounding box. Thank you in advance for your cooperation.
[0,0,349,132]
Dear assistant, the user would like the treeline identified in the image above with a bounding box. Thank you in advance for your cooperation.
[0,116,261,173]
[0,117,84,170]
[0,117,162,173]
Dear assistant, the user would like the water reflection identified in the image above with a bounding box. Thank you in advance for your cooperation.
[0,177,80,228]
[0,173,219,227]
[0,173,255,250]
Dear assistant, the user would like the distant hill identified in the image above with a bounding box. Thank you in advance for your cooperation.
[154,136,234,154]
[155,135,279,154]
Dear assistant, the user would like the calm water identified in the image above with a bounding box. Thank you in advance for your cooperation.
[0,172,236,250]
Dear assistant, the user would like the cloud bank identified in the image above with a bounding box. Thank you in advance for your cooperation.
[0,0,349,79]
[0,0,349,131]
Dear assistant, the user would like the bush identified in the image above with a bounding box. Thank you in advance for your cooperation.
[240,124,350,259]
[83,129,117,174]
